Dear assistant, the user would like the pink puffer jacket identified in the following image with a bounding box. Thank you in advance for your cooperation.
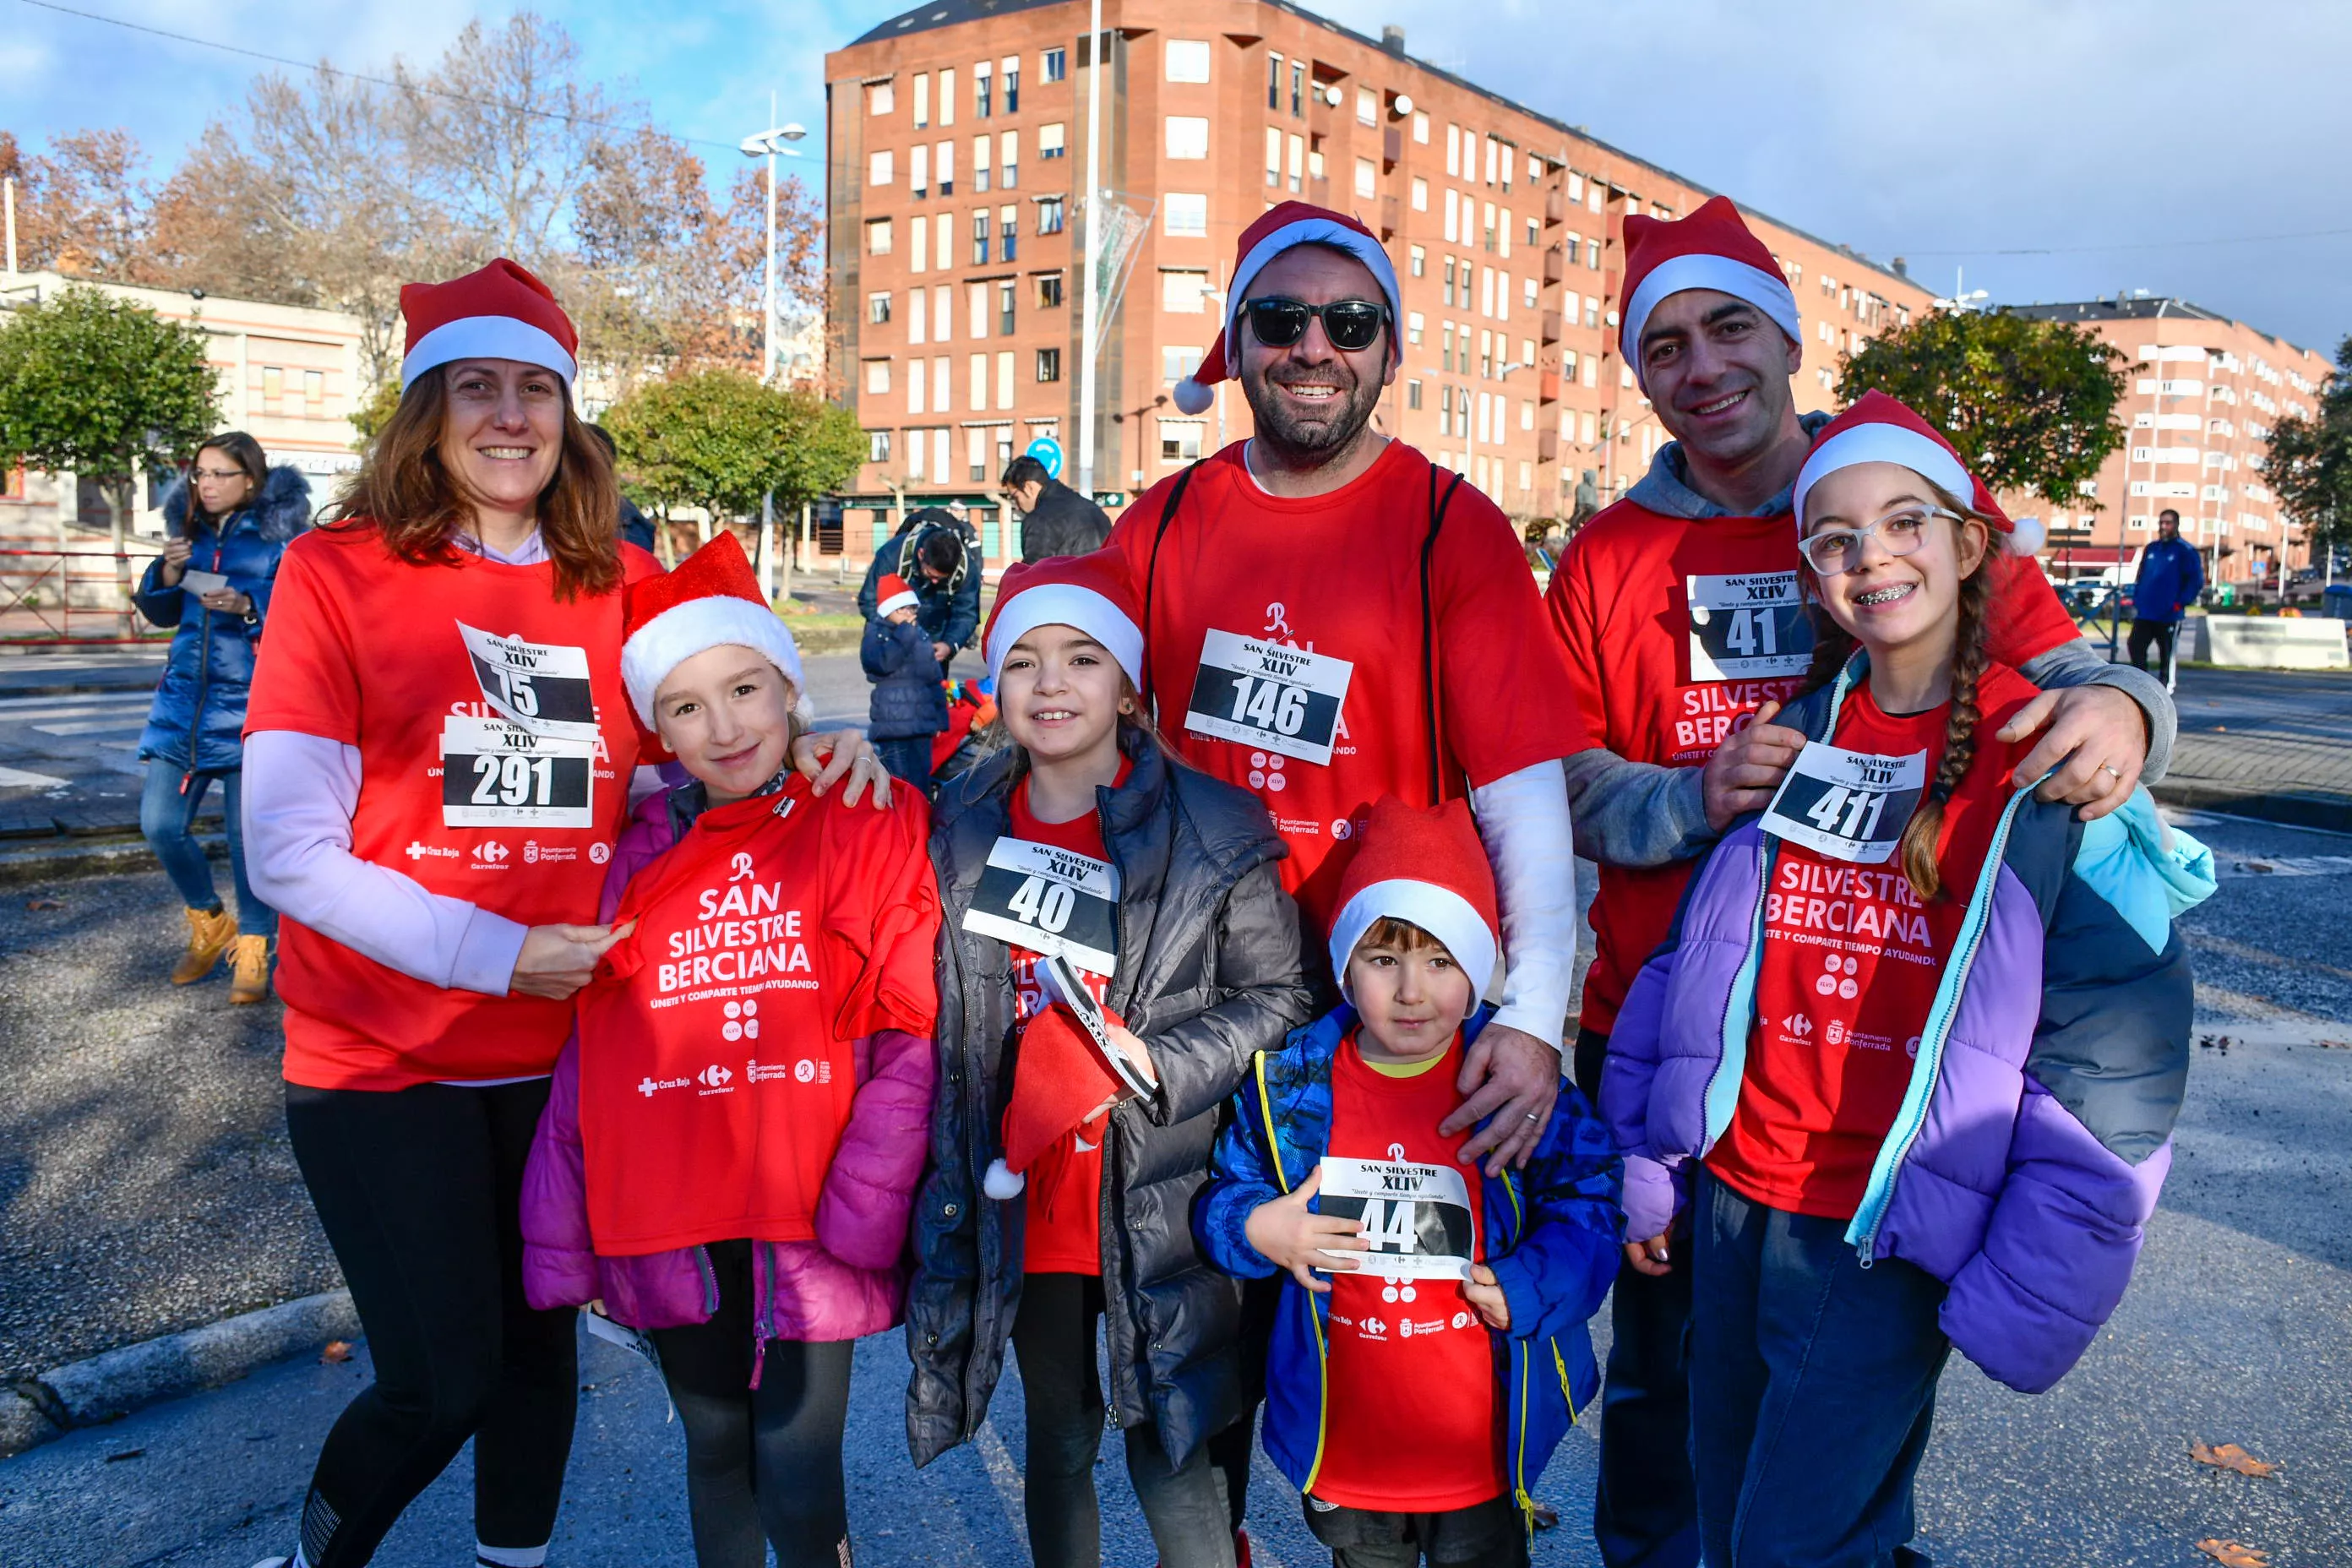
[520,788,935,1339]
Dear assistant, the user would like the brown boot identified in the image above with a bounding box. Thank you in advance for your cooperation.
[227,934,273,1005]
[171,906,237,985]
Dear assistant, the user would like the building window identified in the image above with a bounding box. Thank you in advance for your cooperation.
[1407,312,1425,347]
[867,218,893,255]
[911,144,929,196]
[1407,379,1423,411]
[868,430,892,463]
[914,72,929,128]
[1264,125,1282,187]
[1442,256,1456,308]
[1290,60,1304,117]
[1039,122,1066,160]
[1037,346,1063,382]
[868,291,892,325]
[1521,398,1535,431]
[1441,322,1454,373]
[975,60,993,117]
[868,79,895,116]
[1357,87,1377,126]
[1412,177,1428,212]
[973,133,991,193]
[1160,418,1205,462]
[1167,38,1211,83]
[937,139,955,195]
[999,205,1018,262]
[863,359,890,395]
[939,67,956,127]
[1355,157,1376,199]
[909,289,927,343]
[1266,52,1282,110]
[1003,55,1021,113]
[1163,345,1204,382]
[970,353,988,411]
[1165,193,1208,237]
[1000,130,1018,188]
[1036,271,1064,308]
[998,350,1015,408]
[1162,269,1211,313]
[1519,460,1533,491]
[869,150,894,187]
[1042,46,1066,83]
[1413,110,1429,144]
[1036,196,1064,235]
[1166,116,1210,160]
[1409,244,1425,279]
[974,209,991,266]
[1288,133,1304,193]
[967,281,989,340]
[1523,277,1538,310]
[999,280,1016,335]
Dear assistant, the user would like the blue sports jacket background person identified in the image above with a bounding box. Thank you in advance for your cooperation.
[2133,521,2205,623]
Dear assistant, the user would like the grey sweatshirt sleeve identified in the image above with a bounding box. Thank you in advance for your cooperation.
[1560,747,1720,869]
[2016,637,2176,783]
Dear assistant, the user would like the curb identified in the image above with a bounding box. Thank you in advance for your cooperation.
[2149,780,2352,836]
[0,832,226,890]
[2,1289,359,1458]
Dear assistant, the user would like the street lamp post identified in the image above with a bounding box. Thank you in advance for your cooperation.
[739,110,807,599]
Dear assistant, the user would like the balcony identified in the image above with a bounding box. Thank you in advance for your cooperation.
[1383,126,1402,171]
[1540,309,1563,346]
[1543,246,1565,286]
[1538,430,1560,464]
[1380,195,1401,239]
[1544,188,1566,226]
[1539,370,1562,404]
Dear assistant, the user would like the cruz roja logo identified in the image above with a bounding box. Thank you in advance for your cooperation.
[405,841,459,860]
[637,1075,689,1097]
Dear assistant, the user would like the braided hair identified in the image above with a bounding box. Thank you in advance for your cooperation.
[1794,482,1997,902]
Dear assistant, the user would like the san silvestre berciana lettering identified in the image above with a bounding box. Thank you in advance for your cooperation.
[657,877,812,993]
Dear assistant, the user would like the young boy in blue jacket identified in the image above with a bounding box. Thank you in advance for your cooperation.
[1196,796,1620,1568]
[862,571,950,790]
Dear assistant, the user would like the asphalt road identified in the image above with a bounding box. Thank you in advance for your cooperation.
[3,806,2349,1565]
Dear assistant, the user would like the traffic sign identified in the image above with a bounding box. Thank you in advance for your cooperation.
[1025,436,1064,480]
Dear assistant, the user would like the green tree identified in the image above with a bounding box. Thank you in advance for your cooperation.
[2263,335,2352,568]
[1838,308,2130,509]
[0,286,219,564]
[347,376,401,449]
[603,368,865,592]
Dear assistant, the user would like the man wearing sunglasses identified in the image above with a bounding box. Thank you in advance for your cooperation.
[1110,203,1585,1173]
[1546,196,2175,1568]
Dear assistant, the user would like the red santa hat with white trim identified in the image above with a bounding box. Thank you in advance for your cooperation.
[1326,796,1500,1004]
[398,258,580,392]
[619,531,804,739]
[983,551,1146,690]
[1169,200,1403,417]
[1619,195,1803,393]
[1793,390,2043,554]
[874,573,920,619]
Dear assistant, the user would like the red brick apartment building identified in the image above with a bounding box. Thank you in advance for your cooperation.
[2004,298,2332,586]
[824,0,1933,565]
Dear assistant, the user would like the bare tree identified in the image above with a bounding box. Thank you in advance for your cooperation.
[13,129,160,282]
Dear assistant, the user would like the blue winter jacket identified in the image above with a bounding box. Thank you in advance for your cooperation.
[863,617,950,740]
[1195,1004,1621,1521]
[132,466,311,772]
[2132,536,2204,623]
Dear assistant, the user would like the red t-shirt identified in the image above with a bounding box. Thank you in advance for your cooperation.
[1706,665,2040,1219]
[574,779,939,1254]
[243,526,662,1089]
[1005,767,1128,1277]
[1547,497,2082,1033]
[1313,1034,1505,1513]
[1108,441,1586,934]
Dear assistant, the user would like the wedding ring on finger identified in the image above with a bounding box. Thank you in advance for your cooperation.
[2100,764,2124,781]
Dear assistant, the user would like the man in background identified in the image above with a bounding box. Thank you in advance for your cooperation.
[2131,509,2205,689]
[1002,455,1113,562]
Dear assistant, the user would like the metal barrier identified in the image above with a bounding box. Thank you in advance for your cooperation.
[0,548,172,646]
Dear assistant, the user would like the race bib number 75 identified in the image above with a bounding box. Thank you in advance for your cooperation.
[1759,742,1927,864]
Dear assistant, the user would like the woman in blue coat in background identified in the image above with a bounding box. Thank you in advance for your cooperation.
[131,431,309,1004]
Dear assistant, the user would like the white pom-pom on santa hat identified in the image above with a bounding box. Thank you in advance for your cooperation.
[2006,514,2047,555]
[983,1158,1026,1200]
[1170,375,1217,417]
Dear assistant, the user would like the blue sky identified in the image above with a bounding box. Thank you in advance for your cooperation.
[7,0,2348,355]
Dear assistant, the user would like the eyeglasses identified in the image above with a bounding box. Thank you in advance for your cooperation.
[1243,296,1388,353]
[1799,505,1957,575]
[192,468,248,482]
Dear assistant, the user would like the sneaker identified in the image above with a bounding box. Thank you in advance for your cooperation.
[171,906,238,984]
[227,934,273,1005]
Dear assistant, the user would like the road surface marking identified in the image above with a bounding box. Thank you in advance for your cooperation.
[972,1418,1029,1547]
[30,719,149,737]
[0,765,68,787]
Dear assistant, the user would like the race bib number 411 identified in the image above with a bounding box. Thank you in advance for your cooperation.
[1184,629,1353,766]
[1687,572,1812,682]
[1315,1156,1474,1282]
[1759,741,1927,864]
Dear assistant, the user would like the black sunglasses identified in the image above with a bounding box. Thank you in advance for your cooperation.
[1244,296,1388,353]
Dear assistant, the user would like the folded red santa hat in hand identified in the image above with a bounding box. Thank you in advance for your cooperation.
[982,1001,1129,1200]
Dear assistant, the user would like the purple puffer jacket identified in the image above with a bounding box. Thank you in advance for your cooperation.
[520,788,934,1340]
[1600,683,2209,1394]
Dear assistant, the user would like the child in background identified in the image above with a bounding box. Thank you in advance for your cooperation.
[1603,393,2212,1565]
[906,553,1313,1568]
[864,571,950,790]
[521,534,939,1568]
[1197,795,1620,1568]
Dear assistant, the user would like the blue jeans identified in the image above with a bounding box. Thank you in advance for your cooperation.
[1689,1169,1950,1568]
[873,734,938,792]
[139,758,275,937]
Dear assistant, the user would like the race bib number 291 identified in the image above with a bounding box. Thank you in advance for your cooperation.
[1184,629,1353,766]
[1687,572,1812,682]
[441,716,596,829]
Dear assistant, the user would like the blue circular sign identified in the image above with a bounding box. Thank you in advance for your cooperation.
[1025,436,1064,481]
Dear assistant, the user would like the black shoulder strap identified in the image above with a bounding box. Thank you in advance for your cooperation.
[1138,461,1204,711]
[1421,467,1467,803]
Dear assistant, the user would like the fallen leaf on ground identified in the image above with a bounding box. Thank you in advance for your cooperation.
[24,897,61,911]
[2192,1441,2278,1478]
[2197,1541,2268,1567]
[320,1340,354,1364]
[1530,1502,1559,1532]
[105,1448,145,1462]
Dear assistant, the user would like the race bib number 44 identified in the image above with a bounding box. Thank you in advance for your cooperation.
[1760,741,1927,864]
[1315,1156,1474,1282]
[1687,572,1812,682]
[961,836,1120,975]
[1184,629,1353,766]
[441,716,596,829]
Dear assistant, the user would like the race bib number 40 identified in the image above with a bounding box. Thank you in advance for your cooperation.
[1760,741,1927,864]
[441,716,596,829]
[961,836,1120,975]
[1184,629,1353,766]
[1687,572,1812,682]
[1315,1156,1474,1282]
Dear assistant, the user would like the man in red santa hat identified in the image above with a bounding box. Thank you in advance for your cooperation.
[1108,202,1584,1178]
[1546,194,2177,1568]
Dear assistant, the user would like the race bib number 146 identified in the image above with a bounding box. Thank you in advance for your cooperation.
[1184,629,1353,766]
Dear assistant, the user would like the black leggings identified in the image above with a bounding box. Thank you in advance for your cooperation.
[284,1079,578,1568]
[651,1240,855,1568]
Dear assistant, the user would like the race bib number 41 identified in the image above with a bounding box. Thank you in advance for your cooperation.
[1315,1156,1474,1282]
[441,716,596,829]
[1687,572,1812,682]
[1184,629,1353,766]
[1760,741,1927,864]
[961,836,1120,975]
